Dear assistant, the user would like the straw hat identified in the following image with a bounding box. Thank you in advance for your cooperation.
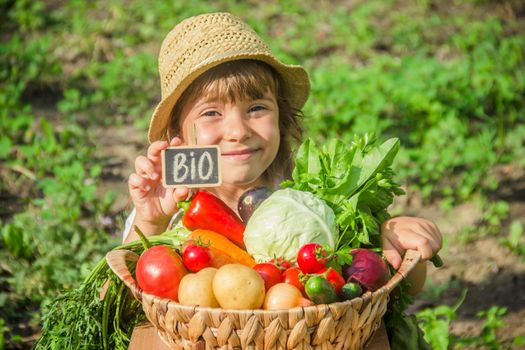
[148,12,311,143]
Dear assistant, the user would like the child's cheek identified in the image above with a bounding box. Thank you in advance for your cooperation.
[194,126,218,145]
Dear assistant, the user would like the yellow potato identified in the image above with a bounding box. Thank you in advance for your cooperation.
[212,264,265,309]
[178,267,219,307]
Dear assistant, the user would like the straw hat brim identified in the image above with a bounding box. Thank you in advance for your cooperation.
[147,52,310,143]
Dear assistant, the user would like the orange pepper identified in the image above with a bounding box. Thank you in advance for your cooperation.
[187,229,256,268]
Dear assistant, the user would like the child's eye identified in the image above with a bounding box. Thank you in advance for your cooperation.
[201,110,220,117]
[249,105,266,113]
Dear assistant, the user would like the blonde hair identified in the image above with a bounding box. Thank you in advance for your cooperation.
[167,60,304,184]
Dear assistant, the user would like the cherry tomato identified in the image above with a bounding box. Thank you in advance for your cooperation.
[253,263,282,291]
[136,245,188,301]
[297,243,328,274]
[268,257,292,271]
[183,243,212,272]
[319,267,345,294]
[282,267,305,296]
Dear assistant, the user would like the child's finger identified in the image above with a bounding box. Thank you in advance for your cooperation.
[169,137,184,146]
[382,237,403,269]
[427,235,441,256]
[396,232,435,262]
[415,238,434,262]
[128,173,152,193]
[412,222,441,256]
[147,140,169,160]
[425,221,443,250]
[135,156,159,180]
[173,186,190,203]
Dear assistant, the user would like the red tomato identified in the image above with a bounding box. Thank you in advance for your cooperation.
[183,243,212,272]
[253,263,282,291]
[282,267,306,296]
[297,243,328,274]
[268,257,292,271]
[319,267,345,294]
[136,245,188,301]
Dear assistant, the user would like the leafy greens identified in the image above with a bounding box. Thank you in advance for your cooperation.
[282,133,405,249]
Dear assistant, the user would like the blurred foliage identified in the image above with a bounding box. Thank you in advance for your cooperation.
[416,290,523,349]
[1,0,524,348]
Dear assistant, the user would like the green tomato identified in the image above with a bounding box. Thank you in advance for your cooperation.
[340,282,363,300]
[304,275,339,304]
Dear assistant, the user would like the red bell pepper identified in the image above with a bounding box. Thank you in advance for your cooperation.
[178,191,246,248]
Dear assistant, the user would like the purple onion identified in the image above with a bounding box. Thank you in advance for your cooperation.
[342,248,390,292]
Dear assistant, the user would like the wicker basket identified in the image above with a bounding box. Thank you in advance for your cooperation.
[106,249,420,350]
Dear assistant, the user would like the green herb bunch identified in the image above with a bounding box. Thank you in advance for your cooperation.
[32,231,186,350]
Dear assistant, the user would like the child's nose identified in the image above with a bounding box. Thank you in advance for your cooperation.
[223,109,252,141]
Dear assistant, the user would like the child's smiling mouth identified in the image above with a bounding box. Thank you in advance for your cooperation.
[222,148,260,161]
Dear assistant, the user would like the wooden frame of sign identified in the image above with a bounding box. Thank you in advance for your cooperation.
[161,145,222,188]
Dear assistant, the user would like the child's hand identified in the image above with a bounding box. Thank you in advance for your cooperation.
[381,216,442,269]
[128,137,190,230]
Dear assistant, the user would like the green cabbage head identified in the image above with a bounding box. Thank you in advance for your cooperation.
[244,188,337,263]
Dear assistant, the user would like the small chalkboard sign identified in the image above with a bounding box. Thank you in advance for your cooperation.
[161,145,221,188]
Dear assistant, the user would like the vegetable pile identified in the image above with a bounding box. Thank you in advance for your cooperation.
[34,135,416,350]
[133,229,389,310]
[126,197,390,311]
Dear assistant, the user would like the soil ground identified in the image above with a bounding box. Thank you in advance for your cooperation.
[96,124,525,348]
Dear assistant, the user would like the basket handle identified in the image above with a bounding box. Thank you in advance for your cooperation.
[106,249,143,301]
[382,249,422,293]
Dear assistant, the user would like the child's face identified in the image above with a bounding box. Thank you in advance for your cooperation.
[179,91,280,187]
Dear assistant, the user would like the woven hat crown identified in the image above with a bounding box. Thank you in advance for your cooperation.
[148,12,310,142]
[158,13,271,98]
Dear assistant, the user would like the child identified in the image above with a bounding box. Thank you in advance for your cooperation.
[123,12,442,293]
